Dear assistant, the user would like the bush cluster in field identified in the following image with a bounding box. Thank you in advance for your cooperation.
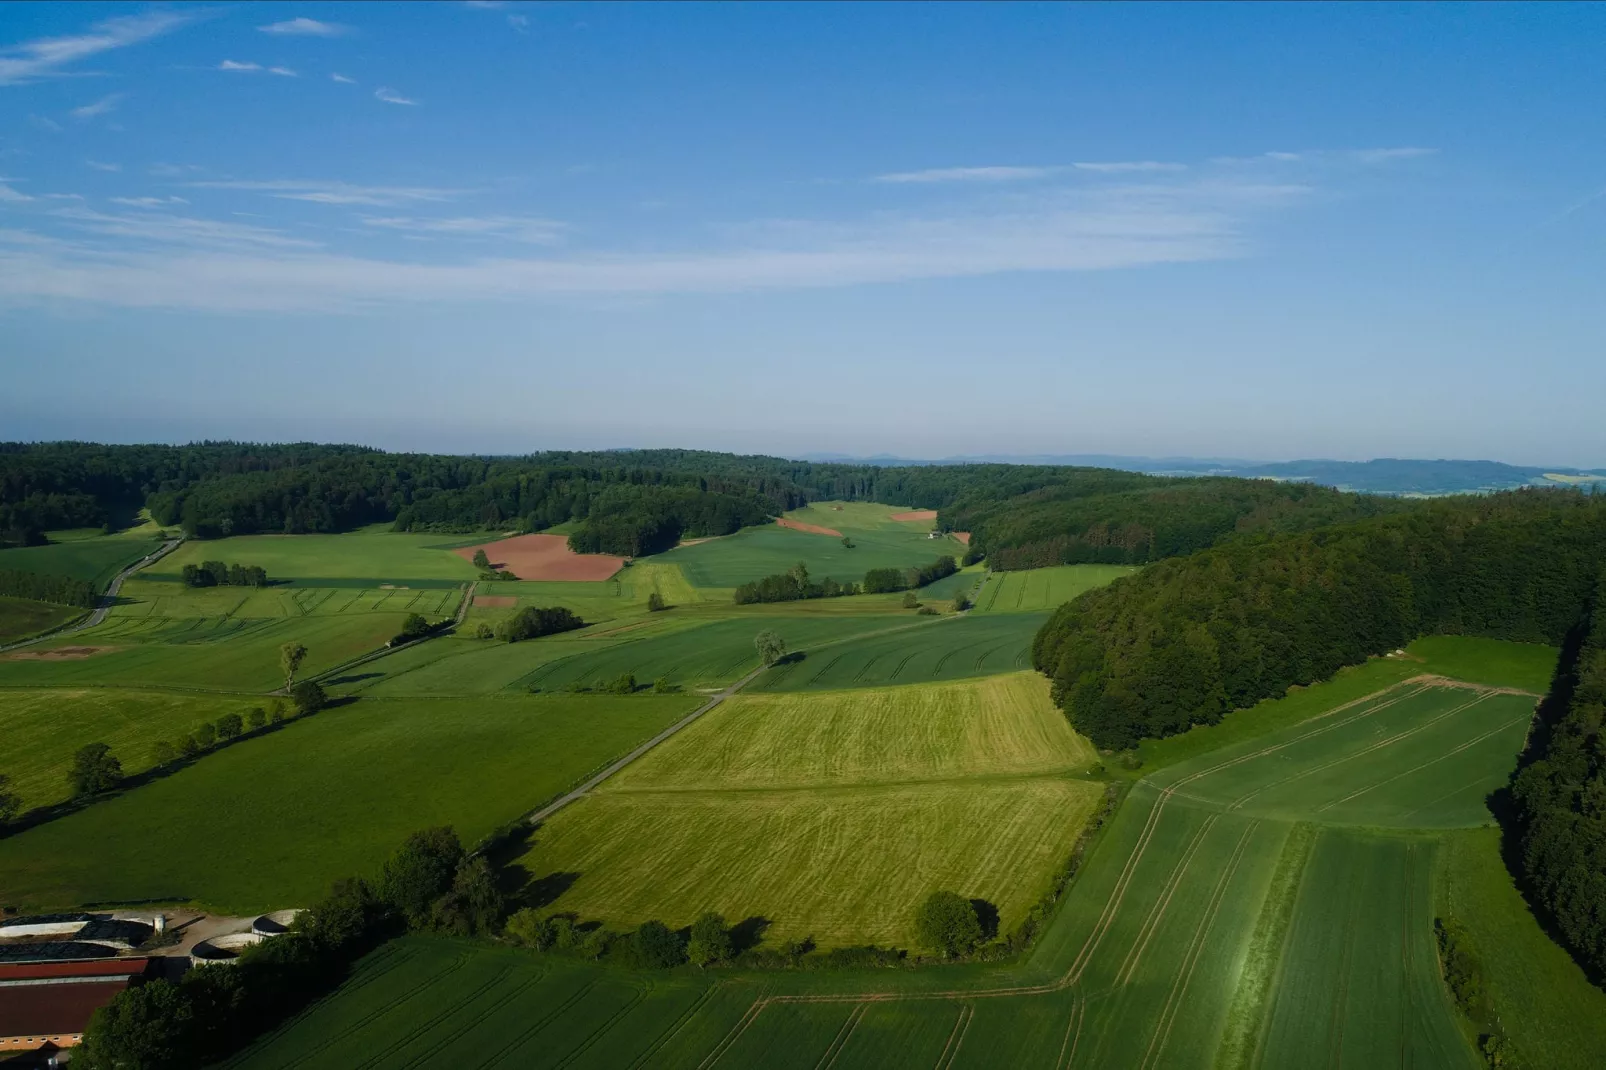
[181,560,268,588]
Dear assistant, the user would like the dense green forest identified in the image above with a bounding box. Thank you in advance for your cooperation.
[1512,575,1606,979]
[946,478,1411,568]
[1032,491,1606,749]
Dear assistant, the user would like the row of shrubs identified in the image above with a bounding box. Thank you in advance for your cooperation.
[149,683,327,770]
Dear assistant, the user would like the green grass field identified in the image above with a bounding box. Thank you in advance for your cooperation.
[972,564,1138,613]
[654,501,965,588]
[756,611,1047,691]
[518,672,1102,947]
[0,611,410,691]
[0,693,699,913]
[0,530,165,588]
[0,687,262,813]
[152,532,481,585]
[236,635,1577,1069]
[0,595,79,644]
[1438,826,1606,1069]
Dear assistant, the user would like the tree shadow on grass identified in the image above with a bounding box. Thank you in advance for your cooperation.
[970,898,1000,942]
[729,916,771,954]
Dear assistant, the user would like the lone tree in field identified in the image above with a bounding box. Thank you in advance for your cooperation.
[647,591,667,612]
[755,629,786,666]
[687,912,733,967]
[292,680,328,716]
[69,742,123,798]
[0,773,20,825]
[472,548,491,570]
[916,890,983,959]
[280,641,308,692]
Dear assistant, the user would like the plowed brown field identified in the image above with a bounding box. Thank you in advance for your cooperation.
[453,534,625,581]
[776,517,843,537]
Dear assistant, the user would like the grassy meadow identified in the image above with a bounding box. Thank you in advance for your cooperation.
[0,693,700,914]
[0,687,261,813]
[654,501,965,588]
[152,531,481,584]
[0,529,166,588]
[972,564,1138,613]
[0,595,79,644]
[756,611,1047,691]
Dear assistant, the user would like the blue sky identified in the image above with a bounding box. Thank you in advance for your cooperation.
[1,2,1603,464]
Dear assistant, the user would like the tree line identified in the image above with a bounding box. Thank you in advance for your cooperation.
[734,562,858,604]
[1033,490,1606,750]
[0,568,96,608]
[4,443,1421,567]
[181,561,269,588]
[1511,572,1606,982]
[863,556,958,594]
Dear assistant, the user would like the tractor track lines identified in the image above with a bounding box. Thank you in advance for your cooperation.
[1113,815,1220,987]
[814,1002,869,1069]
[935,1003,974,1070]
[1138,822,1258,1070]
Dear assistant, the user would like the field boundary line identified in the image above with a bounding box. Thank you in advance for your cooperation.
[519,663,770,827]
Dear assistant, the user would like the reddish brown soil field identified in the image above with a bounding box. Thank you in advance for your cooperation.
[889,509,939,522]
[473,595,516,608]
[954,531,972,545]
[454,534,626,582]
[4,645,117,661]
[776,517,843,537]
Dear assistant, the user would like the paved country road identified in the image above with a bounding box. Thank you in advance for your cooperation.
[0,536,181,654]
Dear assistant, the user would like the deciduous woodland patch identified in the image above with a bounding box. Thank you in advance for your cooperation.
[775,516,843,537]
[452,534,625,581]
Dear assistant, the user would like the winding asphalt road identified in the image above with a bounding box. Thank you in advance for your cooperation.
[0,536,182,655]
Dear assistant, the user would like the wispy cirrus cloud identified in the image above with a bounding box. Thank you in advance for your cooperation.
[374,87,417,106]
[218,61,297,77]
[71,93,124,120]
[0,176,1295,311]
[0,180,33,203]
[1073,161,1188,174]
[258,18,350,37]
[109,196,189,207]
[331,73,356,84]
[48,205,320,249]
[187,179,460,206]
[874,166,1054,184]
[0,11,194,86]
[361,215,565,243]
[86,160,122,172]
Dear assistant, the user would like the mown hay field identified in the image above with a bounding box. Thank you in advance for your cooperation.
[756,611,1047,691]
[0,693,700,914]
[972,564,1138,614]
[0,595,79,644]
[523,778,1103,948]
[610,672,1096,791]
[518,672,1103,947]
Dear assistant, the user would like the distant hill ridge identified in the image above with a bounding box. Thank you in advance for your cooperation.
[795,453,1606,497]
